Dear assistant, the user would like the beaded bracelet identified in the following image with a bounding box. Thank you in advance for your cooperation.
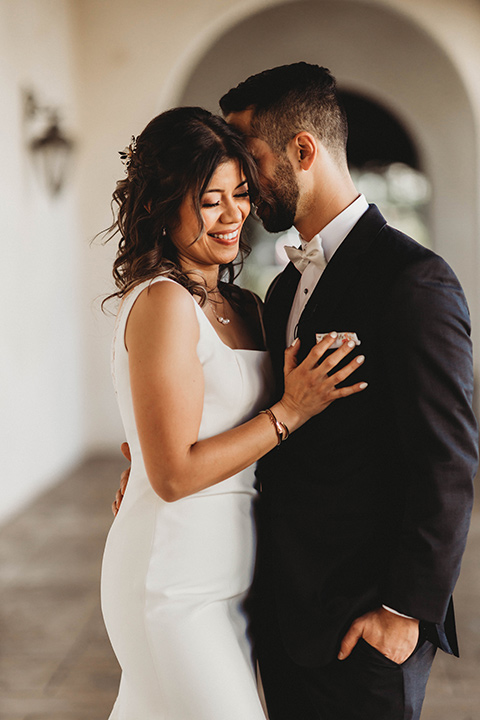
[260,408,290,446]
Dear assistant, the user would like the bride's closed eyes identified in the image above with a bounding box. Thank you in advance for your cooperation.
[201,179,250,208]
[202,192,250,208]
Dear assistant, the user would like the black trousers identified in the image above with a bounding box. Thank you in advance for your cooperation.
[256,606,437,720]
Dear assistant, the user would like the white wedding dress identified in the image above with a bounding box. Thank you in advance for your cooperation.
[101,276,271,719]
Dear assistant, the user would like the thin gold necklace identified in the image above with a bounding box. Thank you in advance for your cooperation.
[208,291,230,325]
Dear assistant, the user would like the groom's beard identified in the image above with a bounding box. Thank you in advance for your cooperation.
[256,156,299,233]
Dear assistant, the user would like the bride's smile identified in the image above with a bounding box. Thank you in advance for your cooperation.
[171,159,251,280]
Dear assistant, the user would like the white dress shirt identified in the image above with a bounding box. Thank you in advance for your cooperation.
[284,194,413,620]
[285,194,369,346]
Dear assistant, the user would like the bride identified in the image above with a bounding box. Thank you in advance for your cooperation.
[101,106,367,719]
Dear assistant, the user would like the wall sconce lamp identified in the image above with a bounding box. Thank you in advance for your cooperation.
[23,90,74,197]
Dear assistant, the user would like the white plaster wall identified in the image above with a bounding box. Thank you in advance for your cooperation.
[0,0,84,523]
[75,0,480,454]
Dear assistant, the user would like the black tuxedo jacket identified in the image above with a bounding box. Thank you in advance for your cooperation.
[255,205,478,667]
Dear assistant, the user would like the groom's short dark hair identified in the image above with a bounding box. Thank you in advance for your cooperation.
[219,62,348,162]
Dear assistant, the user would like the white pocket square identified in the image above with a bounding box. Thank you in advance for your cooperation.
[315,332,361,349]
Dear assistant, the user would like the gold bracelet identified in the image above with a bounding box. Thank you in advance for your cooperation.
[260,408,290,446]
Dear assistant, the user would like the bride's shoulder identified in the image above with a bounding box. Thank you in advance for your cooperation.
[141,275,192,298]
[134,276,196,312]
[124,276,199,336]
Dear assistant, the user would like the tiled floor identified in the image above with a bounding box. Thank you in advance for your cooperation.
[0,456,123,720]
[0,455,478,719]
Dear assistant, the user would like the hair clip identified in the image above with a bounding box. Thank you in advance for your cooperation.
[119,135,137,172]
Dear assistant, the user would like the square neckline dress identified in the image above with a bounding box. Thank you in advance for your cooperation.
[101,276,272,719]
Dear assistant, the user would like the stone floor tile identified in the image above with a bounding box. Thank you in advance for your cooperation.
[0,588,97,655]
[0,655,62,695]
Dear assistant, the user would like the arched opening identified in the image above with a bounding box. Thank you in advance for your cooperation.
[342,90,431,252]
[341,90,420,170]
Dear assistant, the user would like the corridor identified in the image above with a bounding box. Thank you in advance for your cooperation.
[1,455,478,719]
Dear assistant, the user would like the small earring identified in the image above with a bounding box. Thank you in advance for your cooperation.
[162,227,167,236]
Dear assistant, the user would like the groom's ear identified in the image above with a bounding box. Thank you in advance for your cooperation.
[289,132,317,171]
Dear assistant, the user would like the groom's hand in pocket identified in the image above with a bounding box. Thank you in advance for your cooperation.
[338,607,419,664]
[112,442,131,516]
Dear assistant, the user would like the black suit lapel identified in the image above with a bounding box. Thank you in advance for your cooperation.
[263,205,387,371]
[298,205,387,334]
[263,262,301,387]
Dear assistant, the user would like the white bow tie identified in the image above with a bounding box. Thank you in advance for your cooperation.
[284,236,326,273]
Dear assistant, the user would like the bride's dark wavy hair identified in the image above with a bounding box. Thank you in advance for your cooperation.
[103,106,259,307]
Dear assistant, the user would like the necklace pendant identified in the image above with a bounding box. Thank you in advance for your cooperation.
[216,315,230,325]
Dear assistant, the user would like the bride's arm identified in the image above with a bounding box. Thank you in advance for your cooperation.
[126,281,366,502]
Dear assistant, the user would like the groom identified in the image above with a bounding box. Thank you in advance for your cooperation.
[219,63,478,719]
